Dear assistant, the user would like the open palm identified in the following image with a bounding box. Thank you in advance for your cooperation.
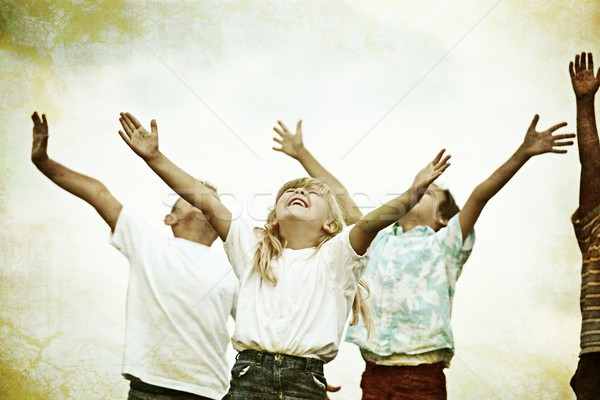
[118,112,159,161]
[520,115,574,157]
[272,120,304,159]
[31,111,49,164]
[412,149,451,190]
[570,52,600,101]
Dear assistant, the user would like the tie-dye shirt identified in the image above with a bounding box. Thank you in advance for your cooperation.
[346,214,475,363]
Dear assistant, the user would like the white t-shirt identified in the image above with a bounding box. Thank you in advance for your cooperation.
[223,218,369,363]
[110,208,238,399]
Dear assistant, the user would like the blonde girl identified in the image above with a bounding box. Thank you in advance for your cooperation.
[117,112,450,400]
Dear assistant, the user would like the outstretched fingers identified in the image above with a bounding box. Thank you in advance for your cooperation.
[277,120,291,134]
[119,116,133,136]
[31,111,48,135]
[273,126,286,138]
[119,112,138,134]
[431,148,446,165]
[551,132,576,154]
[546,121,568,133]
[435,157,451,173]
[31,111,42,125]
[528,114,540,131]
[551,134,574,153]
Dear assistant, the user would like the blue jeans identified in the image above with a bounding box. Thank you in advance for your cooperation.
[127,379,214,400]
[222,350,327,400]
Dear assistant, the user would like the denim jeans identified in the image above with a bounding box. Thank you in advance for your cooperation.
[127,379,214,400]
[222,350,327,400]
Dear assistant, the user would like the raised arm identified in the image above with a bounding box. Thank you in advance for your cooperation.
[349,149,451,255]
[273,120,363,225]
[569,52,600,216]
[459,115,575,241]
[31,112,122,232]
[118,112,232,240]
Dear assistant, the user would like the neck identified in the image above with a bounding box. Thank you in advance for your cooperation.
[278,221,322,250]
[397,219,418,233]
[172,225,215,246]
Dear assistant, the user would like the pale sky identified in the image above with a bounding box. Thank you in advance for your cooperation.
[1,1,598,399]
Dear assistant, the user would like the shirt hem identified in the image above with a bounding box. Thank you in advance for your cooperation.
[123,371,225,400]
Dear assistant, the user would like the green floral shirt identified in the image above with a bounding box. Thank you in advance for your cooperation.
[346,214,475,359]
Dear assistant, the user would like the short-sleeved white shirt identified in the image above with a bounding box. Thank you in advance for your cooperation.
[223,218,369,363]
[110,208,238,399]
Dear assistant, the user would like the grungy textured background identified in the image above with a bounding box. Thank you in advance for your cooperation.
[1,1,598,399]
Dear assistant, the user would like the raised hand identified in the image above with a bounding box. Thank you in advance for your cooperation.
[31,111,49,164]
[570,52,600,101]
[118,112,160,162]
[272,120,305,159]
[518,115,575,157]
[412,149,451,191]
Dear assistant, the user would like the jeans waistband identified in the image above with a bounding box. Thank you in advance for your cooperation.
[236,349,324,374]
[129,379,213,399]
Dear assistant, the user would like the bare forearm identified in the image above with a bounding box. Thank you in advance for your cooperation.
[35,158,109,204]
[472,149,530,204]
[576,99,600,166]
[576,99,600,213]
[355,187,419,233]
[34,158,121,229]
[296,148,362,224]
[146,152,215,212]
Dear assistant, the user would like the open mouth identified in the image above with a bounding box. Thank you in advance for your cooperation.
[287,197,308,208]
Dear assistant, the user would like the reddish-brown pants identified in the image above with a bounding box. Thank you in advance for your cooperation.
[360,361,447,400]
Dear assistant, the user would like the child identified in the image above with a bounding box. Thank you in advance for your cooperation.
[31,112,238,400]
[116,111,450,400]
[272,116,574,399]
[568,52,600,399]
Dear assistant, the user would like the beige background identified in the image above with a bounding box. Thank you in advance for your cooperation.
[1,0,598,399]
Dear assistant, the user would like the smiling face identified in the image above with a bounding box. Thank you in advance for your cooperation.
[269,178,345,245]
[275,185,330,224]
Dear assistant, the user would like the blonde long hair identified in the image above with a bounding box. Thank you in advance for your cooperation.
[253,177,372,334]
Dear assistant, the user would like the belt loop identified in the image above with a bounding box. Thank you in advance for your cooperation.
[305,357,311,373]
[255,351,263,366]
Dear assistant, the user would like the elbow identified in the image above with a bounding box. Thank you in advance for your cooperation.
[471,184,491,204]
[94,182,112,201]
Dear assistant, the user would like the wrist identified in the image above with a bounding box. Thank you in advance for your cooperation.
[32,154,49,166]
[409,182,427,198]
[144,150,163,165]
[514,146,533,161]
[576,96,596,105]
[295,146,310,161]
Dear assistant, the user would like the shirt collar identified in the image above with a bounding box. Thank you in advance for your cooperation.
[392,224,435,236]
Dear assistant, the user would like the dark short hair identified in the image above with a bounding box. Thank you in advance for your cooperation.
[436,186,460,220]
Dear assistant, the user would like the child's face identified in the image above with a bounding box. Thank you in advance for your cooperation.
[275,185,331,227]
[404,186,448,230]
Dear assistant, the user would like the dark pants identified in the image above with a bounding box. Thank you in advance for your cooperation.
[571,352,600,400]
[222,350,327,400]
[127,379,214,400]
[360,361,447,400]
